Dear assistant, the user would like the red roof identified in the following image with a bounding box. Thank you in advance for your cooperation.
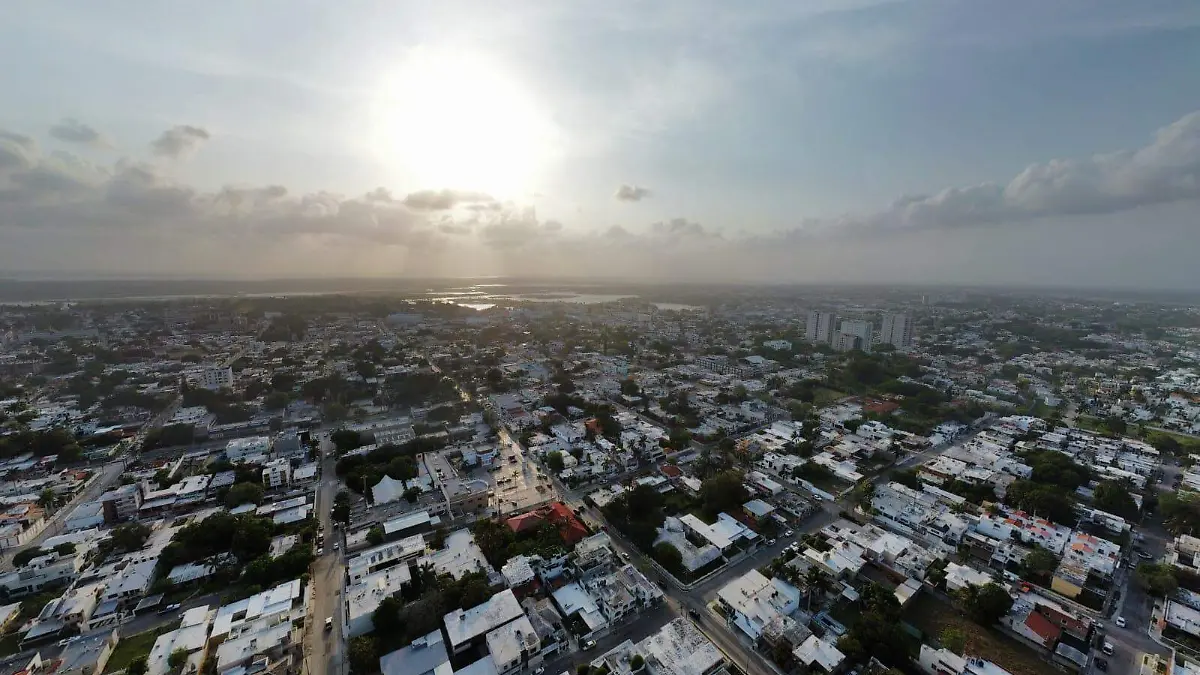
[1024,609,1062,646]
[546,502,589,545]
[660,464,682,478]
[506,512,544,534]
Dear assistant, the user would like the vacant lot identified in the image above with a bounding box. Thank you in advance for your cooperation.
[105,627,166,673]
[906,594,1048,675]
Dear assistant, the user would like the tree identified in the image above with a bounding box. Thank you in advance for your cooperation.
[330,429,365,454]
[225,482,265,508]
[332,491,352,524]
[169,649,189,671]
[1102,416,1127,436]
[372,596,404,636]
[367,526,384,546]
[348,636,379,675]
[111,522,151,552]
[699,470,749,520]
[12,548,44,567]
[1093,481,1139,519]
[629,654,645,671]
[1020,546,1059,581]
[1135,563,1178,597]
[263,391,290,411]
[403,487,421,503]
[545,451,565,472]
[940,627,967,655]
[128,656,149,675]
[804,566,831,611]
[53,542,76,556]
[38,488,56,510]
[1160,491,1200,535]
[429,527,448,550]
[956,583,1013,626]
[653,542,683,575]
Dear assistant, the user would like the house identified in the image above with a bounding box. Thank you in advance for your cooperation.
[147,606,212,675]
[443,589,525,655]
[716,569,801,642]
[792,635,845,674]
[917,645,1012,675]
[98,484,141,524]
[379,630,453,675]
[55,629,116,675]
[485,615,541,675]
[346,565,413,637]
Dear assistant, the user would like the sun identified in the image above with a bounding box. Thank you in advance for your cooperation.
[371,48,556,198]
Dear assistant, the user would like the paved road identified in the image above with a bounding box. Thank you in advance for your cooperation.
[0,460,126,571]
[304,434,346,675]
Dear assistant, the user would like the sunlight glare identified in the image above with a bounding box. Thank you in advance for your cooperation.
[371,48,556,198]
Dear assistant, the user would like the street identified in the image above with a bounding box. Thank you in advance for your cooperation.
[0,460,126,571]
[304,433,346,675]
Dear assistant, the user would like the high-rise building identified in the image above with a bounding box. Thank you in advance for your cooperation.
[838,319,873,353]
[806,311,837,344]
[881,313,913,349]
[833,332,862,352]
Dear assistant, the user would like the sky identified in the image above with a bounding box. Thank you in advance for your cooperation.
[1,1,1199,288]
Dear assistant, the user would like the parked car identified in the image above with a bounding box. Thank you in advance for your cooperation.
[325,617,334,631]
[1095,658,1108,671]
[784,529,794,538]
[1138,551,1154,560]
[1114,616,1126,628]
[1102,641,1115,655]
[767,538,777,546]
[582,640,597,651]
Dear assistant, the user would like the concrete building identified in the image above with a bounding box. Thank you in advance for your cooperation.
[837,319,873,353]
[917,645,1012,675]
[226,436,271,463]
[262,458,291,489]
[443,589,525,655]
[187,366,234,391]
[98,484,141,524]
[346,564,413,637]
[379,630,453,675]
[881,313,914,349]
[806,311,837,345]
[716,569,801,642]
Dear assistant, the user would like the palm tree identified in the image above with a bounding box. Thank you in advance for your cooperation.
[804,567,832,611]
[38,488,56,511]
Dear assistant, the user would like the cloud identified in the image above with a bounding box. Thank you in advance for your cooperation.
[614,184,651,201]
[801,109,1200,237]
[439,223,473,235]
[0,131,37,171]
[402,189,495,210]
[150,125,211,158]
[49,118,109,147]
[651,217,709,237]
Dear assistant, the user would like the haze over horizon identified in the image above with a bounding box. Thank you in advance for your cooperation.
[2,2,1200,289]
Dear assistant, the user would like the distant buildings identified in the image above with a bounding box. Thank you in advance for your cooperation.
[806,311,837,345]
[836,320,873,353]
[186,365,234,391]
[881,313,914,349]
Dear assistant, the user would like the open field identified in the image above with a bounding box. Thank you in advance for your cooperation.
[905,594,1049,675]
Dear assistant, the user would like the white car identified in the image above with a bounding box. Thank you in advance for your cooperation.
[1114,616,1126,628]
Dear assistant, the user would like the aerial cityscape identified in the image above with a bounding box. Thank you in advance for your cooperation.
[0,284,1198,675]
[3,2,1200,675]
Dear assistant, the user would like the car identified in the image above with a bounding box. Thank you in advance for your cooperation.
[325,617,333,631]
[1138,551,1154,560]
[1102,641,1115,655]
[333,542,340,551]
[784,529,794,538]
[317,547,324,555]
[1095,658,1109,671]
[1114,616,1126,628]
[582,640,597,651]
[767,538,777,546]
[533,669,545,675]
[687,608,701,619]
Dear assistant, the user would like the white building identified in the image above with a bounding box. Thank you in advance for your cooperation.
[187,366,234,391]
[716,569,801,641]
[346,565,413,637]
[837,320,873,353]
[262,458,291,489]
[881,313,914,349]
[918,645,1012,675]
[443,589,525,655]
[806,311,838,344]
[225,436,271,463]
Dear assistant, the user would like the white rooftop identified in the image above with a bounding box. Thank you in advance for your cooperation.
[443,588,524,649]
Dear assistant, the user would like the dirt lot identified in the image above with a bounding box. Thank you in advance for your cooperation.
[905,594,1050,675]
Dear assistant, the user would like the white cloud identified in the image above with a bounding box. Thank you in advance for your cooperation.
[150,125,211,158]
[49,118,109,147]
[614,184,651,201]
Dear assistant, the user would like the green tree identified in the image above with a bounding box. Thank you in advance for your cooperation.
[1102,416,1127,436]
[700,469,749,520]
[128,656,149,675]
[1093,480,1139,519]
[545,451,565,472]
[403,487,421,503]
[653,542,683,575]
[348,636,379,675]
[168,649,189,671]
[1158,491,1200,535]
[367,526,384,546]
[956,583,1014,626]
[1020,546,1059,581]
[372,595,404,636]
[12,548,43,567]
[225,482,265,508]
[332,491,352,524]
[940,627,967,655]
[1134,563,1178,596]
[111,522,151,552]
[37,488,56,510]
